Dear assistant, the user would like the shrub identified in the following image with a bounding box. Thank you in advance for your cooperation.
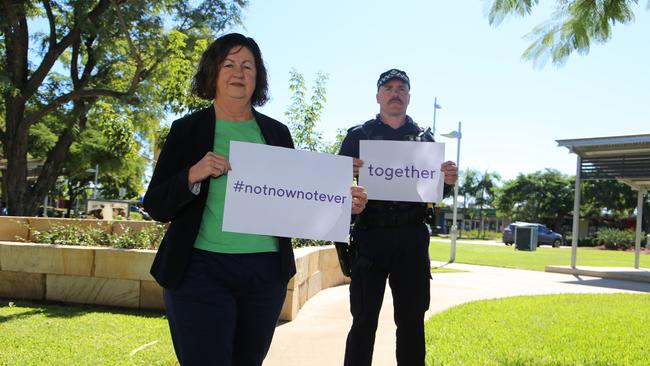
[104,225,167,249]
[577,236,598,247]
[291,238,332,248]
[32,225,109,247]
[32,223,166,250]
[459,229,501,240]
[595,228,646,250]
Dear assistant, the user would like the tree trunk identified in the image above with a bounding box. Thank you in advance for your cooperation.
[66,180,76,218]
[554,216,564,237]
[4,106,78,216]
[4,96,32,216]
[30,127,76,213]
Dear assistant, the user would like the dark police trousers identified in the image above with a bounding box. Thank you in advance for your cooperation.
[344,223,431,366]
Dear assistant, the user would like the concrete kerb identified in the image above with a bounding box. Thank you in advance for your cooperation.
[546,265,650,283]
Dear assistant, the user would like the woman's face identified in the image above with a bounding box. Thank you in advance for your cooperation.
[215,46,257,104]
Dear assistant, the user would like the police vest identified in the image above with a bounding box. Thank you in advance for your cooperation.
[355,118,432,229]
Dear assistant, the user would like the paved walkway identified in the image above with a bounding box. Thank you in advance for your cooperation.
[264,262,650,366]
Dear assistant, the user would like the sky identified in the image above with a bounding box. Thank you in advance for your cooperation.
[213,1,650,181]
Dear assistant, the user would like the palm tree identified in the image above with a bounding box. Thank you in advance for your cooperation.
[476,171,501,237]
[459,169,480,235]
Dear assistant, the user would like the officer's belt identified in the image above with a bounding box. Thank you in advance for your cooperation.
[355,208,426,229]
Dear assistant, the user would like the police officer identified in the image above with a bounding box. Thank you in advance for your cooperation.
[338,69,458,366]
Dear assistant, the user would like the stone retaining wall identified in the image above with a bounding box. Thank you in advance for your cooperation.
[0,241,348,321]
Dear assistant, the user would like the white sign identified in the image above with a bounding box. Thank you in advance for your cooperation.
[223,142,353,242]
[359,140,445,202]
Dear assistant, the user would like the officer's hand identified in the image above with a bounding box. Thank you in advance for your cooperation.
[353,158,364,177]
[350,186,368,215]
[441,160,458,185]
[188,152,231,189]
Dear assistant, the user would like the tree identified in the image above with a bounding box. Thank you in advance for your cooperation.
[494,169,573,232]
[582,179,637,217]
[475,171,501,235]
[581,179,649,233]
[486,0,647,66]
[29,100,146,216]
[324,128,347,155]
[456,168,480,234]
[1,0,246,216]
[285,69,329,152]
[459,168,480,209]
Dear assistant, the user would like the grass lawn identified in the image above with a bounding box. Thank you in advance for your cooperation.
[425,293,650,366]
[429,240,650,271]
[0,300,175,365]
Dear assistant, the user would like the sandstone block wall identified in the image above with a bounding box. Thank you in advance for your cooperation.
[279,246,349,321]
[0,241,161,310]
[0,240,347,321]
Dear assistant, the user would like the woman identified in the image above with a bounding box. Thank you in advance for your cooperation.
[143,33,367,366]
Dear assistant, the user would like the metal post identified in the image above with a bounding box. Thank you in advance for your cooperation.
[449,121,462,263]
[634,190,644,269]
[433,97,441,136]
[92,164,99,199]
[571,156,581,268]
[43,195,48,217]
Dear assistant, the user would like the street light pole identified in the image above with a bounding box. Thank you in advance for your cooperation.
[433,97,442,136]
[442,121,462,263]
[86,164,99,199]
[93,164,99,199]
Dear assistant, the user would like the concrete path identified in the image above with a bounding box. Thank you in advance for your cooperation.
[264,262,650,366]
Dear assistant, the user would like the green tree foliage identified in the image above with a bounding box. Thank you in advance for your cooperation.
[29,100,146,216]
[581,179,649,233]
[285,69,329,152]
[486,0,647,66]
[324,128,347,155]
[582,179,637,216]
[476,171,502,209]
[1,0,247,215]
[494,169,574,231]
[458,169,501,234]
[459,168,480,209]
[476,170,502,235]
[495,172,649,233]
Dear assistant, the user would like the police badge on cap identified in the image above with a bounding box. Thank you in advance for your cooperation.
[377,69,410,89]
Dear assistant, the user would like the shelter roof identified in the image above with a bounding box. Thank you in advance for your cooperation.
[556,134,650,191]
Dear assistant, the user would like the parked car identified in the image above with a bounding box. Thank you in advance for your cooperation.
[502,222,564,248]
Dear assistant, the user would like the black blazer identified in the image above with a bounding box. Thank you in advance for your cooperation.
[143,106,297,289]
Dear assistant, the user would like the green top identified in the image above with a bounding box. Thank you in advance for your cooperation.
[193,118,278,253]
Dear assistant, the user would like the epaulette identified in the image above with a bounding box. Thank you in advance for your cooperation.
[359,119,381,139]
[347,124,363,133]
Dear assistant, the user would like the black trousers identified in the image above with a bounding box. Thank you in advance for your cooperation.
[344,223,431,366]
[163,249,287,366]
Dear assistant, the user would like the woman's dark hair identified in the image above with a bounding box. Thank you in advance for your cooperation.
[192,33,269,106]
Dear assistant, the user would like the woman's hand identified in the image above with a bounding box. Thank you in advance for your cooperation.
[351,186,368,215]
[188,152,231,189]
